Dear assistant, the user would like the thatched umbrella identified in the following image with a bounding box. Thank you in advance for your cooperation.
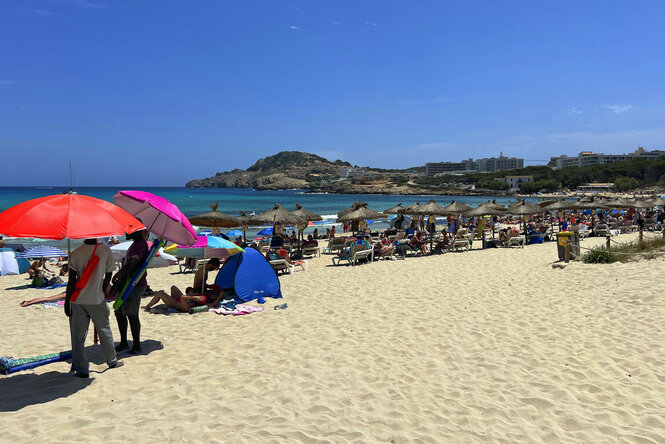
[383,203,405,214]
[440,200,472,234]
[506,201,543,236]
[336,202,385,233]
[464,203,507,218]
[541,199,578,232]
[188,203,239,234]
[292,203,323,222]
[234,211,258,242]
[442,200,472,214]
[254,204,304,240]
[463,203,507,242]
[291,203,322,252]
[401,202,421,215]
[537,199,556,208]
[403,199,449,252]
[337,201,366,218]
[487,200,507,211]
[575,197,611,210]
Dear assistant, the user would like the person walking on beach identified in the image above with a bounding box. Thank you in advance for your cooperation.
[65,238,123,378]
[114,229,149,354]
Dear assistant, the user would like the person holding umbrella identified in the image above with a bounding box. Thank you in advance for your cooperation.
[114,228,149,354]
[65,238,123,378]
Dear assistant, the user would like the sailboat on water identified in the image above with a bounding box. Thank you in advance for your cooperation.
[62,161,77,195]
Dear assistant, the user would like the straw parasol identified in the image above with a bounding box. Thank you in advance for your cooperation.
[442,200,472,214]
[575,197,611,210]
[506,201,543,236]
[506,200,542,215]
[401,202,422,215]
[337,201,366,218]
[234,211,258,242]
[291,204,323,253]
[401,200,449,251]
[464,202,507,218]
[291,203,322,222]
[336,202,385,223]
[254,204,304,225]
[383,203,405,214]
[188,203,239,231]
[537,199,556,208]
[463,203,507,242]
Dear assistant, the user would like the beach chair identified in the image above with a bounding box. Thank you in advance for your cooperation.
[269,258,294,275]
[178,257,197,273]
[578,224,591,239]
[644,216,657,231]
[593,223,611,237]
[323,237,346,255]
[450,238,471,251]
[332,244,373,266]
[374,245,396,260]
[301,245,320,258]
[500,234,525,248]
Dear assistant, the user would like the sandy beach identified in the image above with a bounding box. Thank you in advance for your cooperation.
[2,232,665,443]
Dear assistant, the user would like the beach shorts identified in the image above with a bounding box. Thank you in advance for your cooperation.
[116,284,146,316]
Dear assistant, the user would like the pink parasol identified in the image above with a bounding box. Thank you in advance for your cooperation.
[113,190,197,246]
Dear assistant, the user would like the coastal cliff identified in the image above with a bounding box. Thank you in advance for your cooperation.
[185,151,351,190]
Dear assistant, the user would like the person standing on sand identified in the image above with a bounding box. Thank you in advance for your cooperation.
[65,238,123,378]
[114,229,149,354]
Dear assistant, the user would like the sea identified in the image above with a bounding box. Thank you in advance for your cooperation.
[0,186,529,250]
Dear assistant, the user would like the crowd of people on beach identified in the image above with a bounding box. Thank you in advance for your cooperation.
[8,199,664,378]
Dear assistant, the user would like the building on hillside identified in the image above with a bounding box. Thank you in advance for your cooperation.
[340,169,378,179]
[548,147,665,169]
[577,183,615,193]
[477,153,524,172]
[425,159,476,176]
[503,175,534,193]
[425,153,524,177]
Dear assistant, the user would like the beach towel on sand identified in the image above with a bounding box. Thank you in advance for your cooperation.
[209,304,263,316]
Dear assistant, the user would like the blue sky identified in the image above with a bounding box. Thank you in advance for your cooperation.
[2,0,665,186]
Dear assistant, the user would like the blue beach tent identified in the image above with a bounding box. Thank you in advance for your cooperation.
[214,247,282,304]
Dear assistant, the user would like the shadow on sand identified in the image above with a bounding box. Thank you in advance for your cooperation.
[0,339,163,412]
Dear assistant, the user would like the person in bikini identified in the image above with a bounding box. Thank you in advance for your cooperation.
[142,285,222,313]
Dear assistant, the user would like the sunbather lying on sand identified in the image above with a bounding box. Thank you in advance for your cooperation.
[142,285,222,313]
[19,292,65,307]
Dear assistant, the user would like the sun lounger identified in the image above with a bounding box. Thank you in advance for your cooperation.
[450,238,470,251]
[374,245,396,260]
[504,235,525,248]
[301,246,320,258]
[323,237,346,254]
[178,258,197,273]
[269,259,292,274]
[332,244,373,266]
[593,224,611,237]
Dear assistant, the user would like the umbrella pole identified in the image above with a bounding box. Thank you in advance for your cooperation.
[202,249,206,294]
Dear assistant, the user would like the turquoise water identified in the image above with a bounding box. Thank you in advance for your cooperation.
[0,187,528,249]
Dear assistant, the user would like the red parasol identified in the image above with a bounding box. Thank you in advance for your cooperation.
[0,194,144,240]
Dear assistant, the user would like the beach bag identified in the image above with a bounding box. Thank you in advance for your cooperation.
[70,244,100,302]
[109,257,139,298]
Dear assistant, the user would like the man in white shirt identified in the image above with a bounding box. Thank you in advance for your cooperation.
[65,238,123,378]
